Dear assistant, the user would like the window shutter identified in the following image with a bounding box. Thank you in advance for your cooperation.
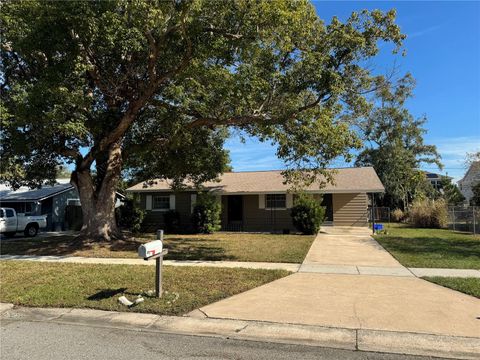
[169,194,176,210]
[258,194,265,209]
[286,193,293,208]
[146,195,152,210]
[190,194,197,213]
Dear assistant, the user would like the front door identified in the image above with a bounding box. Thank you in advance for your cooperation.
[321,194,333,222]
[227,196,243,228]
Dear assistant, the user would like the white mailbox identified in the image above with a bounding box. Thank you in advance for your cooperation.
[138,240,163,259]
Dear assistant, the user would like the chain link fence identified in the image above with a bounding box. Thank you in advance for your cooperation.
[368,206,391,223]
[448,206,479,235]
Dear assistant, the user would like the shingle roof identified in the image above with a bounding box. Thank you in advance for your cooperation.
[0,182,74,202]
[126,167,384,194]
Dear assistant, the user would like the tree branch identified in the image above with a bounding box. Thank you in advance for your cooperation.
[80,14,194,171]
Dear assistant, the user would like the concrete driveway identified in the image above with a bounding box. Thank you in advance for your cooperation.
[192,227,480,339]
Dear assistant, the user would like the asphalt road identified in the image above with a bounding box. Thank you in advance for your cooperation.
[1,320,445,360]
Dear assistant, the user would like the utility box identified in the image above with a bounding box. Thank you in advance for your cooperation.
[138,240,163,260]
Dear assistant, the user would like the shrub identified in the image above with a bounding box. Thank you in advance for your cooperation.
[163,210,181,233]
[290,193,325,235]
[117,199,145,233]
[191,193,221,234]
[408,198,448,229]
[391,208,405,222]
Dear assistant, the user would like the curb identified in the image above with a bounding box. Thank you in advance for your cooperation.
[1,304,479,359]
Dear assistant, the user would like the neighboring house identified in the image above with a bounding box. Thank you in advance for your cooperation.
[126,167,384,232]
[422,171,451,191]
[458,161,480,204]
[0,180,125,231]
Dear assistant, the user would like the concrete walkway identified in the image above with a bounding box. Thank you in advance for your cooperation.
[1,254,479,277]
[191,228,480,341]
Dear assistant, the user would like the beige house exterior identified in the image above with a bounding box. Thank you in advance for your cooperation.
[126,167,384,232]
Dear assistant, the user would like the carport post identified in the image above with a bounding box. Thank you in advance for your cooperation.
[473,207,477,235]
[371,193,376,234]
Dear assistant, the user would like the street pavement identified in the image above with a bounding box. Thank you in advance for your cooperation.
[0,320,446,360]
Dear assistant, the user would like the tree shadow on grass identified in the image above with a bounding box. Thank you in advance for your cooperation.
[162,237,236,261]
[0,236,84,256]
[1,234,237,261]
[87,288,128,301]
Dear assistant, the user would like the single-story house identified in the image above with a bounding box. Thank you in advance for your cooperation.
[126,167,384,233]
[0,180,125,231]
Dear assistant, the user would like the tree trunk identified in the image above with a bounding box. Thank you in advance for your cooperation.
[71,142,123,242]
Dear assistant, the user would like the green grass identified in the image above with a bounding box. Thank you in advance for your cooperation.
[423,277,480,298]
[375,223,480,269]
[0,261,290,315]
[0,232,315,263]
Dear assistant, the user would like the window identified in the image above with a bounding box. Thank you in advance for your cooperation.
[67,199,81,206]
[5,209,15,218]
[265,194,286,209]
[152,195,170,210]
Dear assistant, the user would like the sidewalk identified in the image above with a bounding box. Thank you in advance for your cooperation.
[0,255,300,272]
[2,254,479,277]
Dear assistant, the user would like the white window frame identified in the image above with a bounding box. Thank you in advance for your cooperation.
[67,198,81,206]
[152,194,171,212]
[265,194,287,210]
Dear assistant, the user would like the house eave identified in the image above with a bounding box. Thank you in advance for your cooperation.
[126,188,385,194]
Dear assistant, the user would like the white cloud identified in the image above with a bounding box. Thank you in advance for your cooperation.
[408,24,443,39]
[423,136,480,182]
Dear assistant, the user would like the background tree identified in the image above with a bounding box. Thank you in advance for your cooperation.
[440,176,465,206]
[1,0,404,241]
[471,182,480,206]
[355,74,442,209]
[56,166,72,179]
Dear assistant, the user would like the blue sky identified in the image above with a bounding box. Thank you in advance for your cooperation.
[225,1,480,182]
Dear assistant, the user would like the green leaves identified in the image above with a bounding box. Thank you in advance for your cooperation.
[355,74,443,209]
[1,0,405,190]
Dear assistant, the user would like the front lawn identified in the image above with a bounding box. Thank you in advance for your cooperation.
[423,277,480,298]
[0,261,290,315]
[375,224,480,269]
[0,232,315,263]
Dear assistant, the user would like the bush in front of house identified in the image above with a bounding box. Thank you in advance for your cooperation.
[290,193,325,235]
[408,198,448,229]
[391,208,405,222]
[191,193,221,234]
[117,199,145,233]
[163,210,181,233]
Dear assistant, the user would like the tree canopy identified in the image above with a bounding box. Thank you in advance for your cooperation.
[1,0,405,239]
[355,74,442,209]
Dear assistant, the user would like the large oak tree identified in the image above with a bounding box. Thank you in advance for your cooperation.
[1,0,404,240]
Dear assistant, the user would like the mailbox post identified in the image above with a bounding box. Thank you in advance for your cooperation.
[138,229,168,298]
